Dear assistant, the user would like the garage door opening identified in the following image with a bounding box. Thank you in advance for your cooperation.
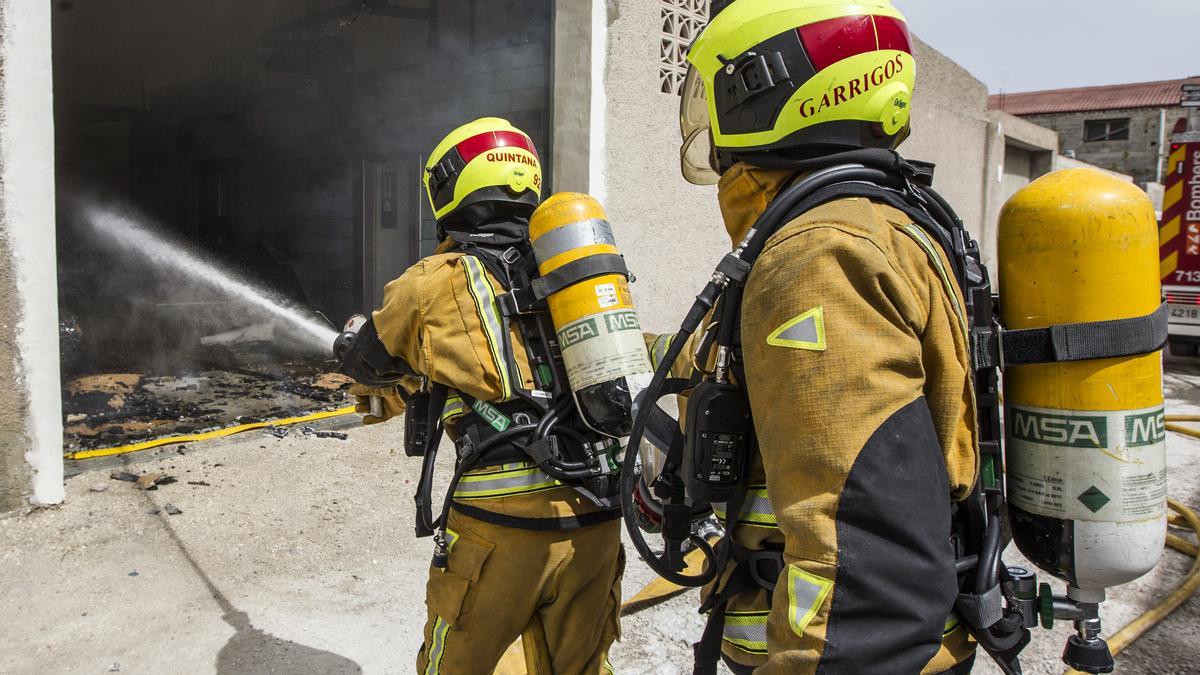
[52,0,554,454]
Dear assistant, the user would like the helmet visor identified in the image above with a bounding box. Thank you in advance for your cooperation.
[679,65,720,186]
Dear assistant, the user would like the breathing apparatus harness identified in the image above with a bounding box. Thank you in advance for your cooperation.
[619,149,1169,675]
[407,236,630,569]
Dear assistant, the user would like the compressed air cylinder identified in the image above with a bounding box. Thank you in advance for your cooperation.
[529,193,653,438]
[999,169,1167,591]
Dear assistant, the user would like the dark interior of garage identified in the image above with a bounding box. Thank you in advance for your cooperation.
[51,0,554,449]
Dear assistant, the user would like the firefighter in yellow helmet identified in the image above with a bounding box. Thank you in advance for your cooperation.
[339,118,623,674]
[649,1,981,673]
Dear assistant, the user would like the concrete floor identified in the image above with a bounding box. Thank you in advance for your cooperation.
[3,361,1200,674]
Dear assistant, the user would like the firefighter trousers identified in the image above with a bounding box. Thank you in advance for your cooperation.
[416,509,624,674]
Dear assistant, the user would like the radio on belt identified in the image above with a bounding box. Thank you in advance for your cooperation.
[684,380,752,506]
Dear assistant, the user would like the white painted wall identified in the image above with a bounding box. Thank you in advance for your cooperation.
[588,0,608,203]
[1,0,64,505]
[601,0,729,335]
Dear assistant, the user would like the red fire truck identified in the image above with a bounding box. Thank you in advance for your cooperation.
[1162,140,1200,355]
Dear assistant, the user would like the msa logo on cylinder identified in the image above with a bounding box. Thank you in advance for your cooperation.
[1125,410,1167,446]
[559,318,599,348]
[604,310,641,333]
[1010,409,1108,448]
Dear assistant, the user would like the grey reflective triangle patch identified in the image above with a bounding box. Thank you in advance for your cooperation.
[767,307,826,351]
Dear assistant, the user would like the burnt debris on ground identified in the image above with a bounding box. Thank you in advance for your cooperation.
[63,362,353,453]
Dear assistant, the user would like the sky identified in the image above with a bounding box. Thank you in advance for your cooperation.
[896,0,1196,93]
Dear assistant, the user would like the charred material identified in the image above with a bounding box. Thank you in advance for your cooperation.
[63,366,352,453]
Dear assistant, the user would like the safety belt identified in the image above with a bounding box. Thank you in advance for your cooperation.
[449,501,622,530]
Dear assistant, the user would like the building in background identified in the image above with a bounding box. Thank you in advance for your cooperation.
[0,0,1120,509]
[989,77,1200,188]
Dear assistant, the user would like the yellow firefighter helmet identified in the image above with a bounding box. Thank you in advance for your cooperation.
[424,117,543,231]
[680,0,916,184]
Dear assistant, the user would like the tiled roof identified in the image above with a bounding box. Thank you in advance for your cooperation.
[988,77,1200,116]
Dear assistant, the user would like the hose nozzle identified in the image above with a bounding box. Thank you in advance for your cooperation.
[332,314,368,361]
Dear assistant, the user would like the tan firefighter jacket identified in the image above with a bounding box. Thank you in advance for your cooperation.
[650,163,979,673]
[368,249,605,521]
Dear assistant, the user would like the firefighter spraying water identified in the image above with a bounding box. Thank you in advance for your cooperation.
[330,118,651,672]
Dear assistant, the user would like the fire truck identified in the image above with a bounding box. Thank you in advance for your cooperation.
[1162,137,1200,355]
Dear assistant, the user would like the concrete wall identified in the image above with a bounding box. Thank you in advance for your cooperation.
[601,0,728,334]
[977,111,1059,270]
[550,0,594,194]
[0,0,64,509]
[903,37,990,243]
[1023,107,1181,187]
[1053,154,1134,182]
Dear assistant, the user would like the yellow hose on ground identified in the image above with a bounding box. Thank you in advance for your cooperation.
[65,406,358,460]
[1102,499,1200,653]
[1063,416,1200,674]
[621,544,711,615]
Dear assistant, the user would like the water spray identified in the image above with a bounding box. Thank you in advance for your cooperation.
[83,206,339,354]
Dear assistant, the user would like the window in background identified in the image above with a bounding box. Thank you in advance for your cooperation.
[1084,118,1131,142]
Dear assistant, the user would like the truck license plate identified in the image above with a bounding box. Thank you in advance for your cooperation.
[1170,305,1200,323]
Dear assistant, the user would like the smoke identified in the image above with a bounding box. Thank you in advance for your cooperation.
[50,0,556,377]
[65,202,338,372]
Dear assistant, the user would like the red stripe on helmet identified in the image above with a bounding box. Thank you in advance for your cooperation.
[873,15,913,54]
[797,14,912,72]
[455,130,538,165]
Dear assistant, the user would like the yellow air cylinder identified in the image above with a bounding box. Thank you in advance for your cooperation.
[529,193,653,437]
[999,168,1166,591]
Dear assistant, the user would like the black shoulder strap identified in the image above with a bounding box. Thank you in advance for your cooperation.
[794,179,965,282]
[459,248,544,405]
[460,243,521,289]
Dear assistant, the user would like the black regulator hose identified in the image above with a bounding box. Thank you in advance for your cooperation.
[535,396,573,440]
[620,287,722,587]
[429,422,536,568]
[530,398,611,481]
[540,454,599,482]
[976,514,1002,596]
[415,417,444,535]
[436,423,539,531]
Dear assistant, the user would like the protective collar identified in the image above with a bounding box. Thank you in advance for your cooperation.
[716,162,798,247]
[440,215,530,247]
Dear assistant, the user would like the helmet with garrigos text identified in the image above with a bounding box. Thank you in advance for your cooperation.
[680,0,916,184]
